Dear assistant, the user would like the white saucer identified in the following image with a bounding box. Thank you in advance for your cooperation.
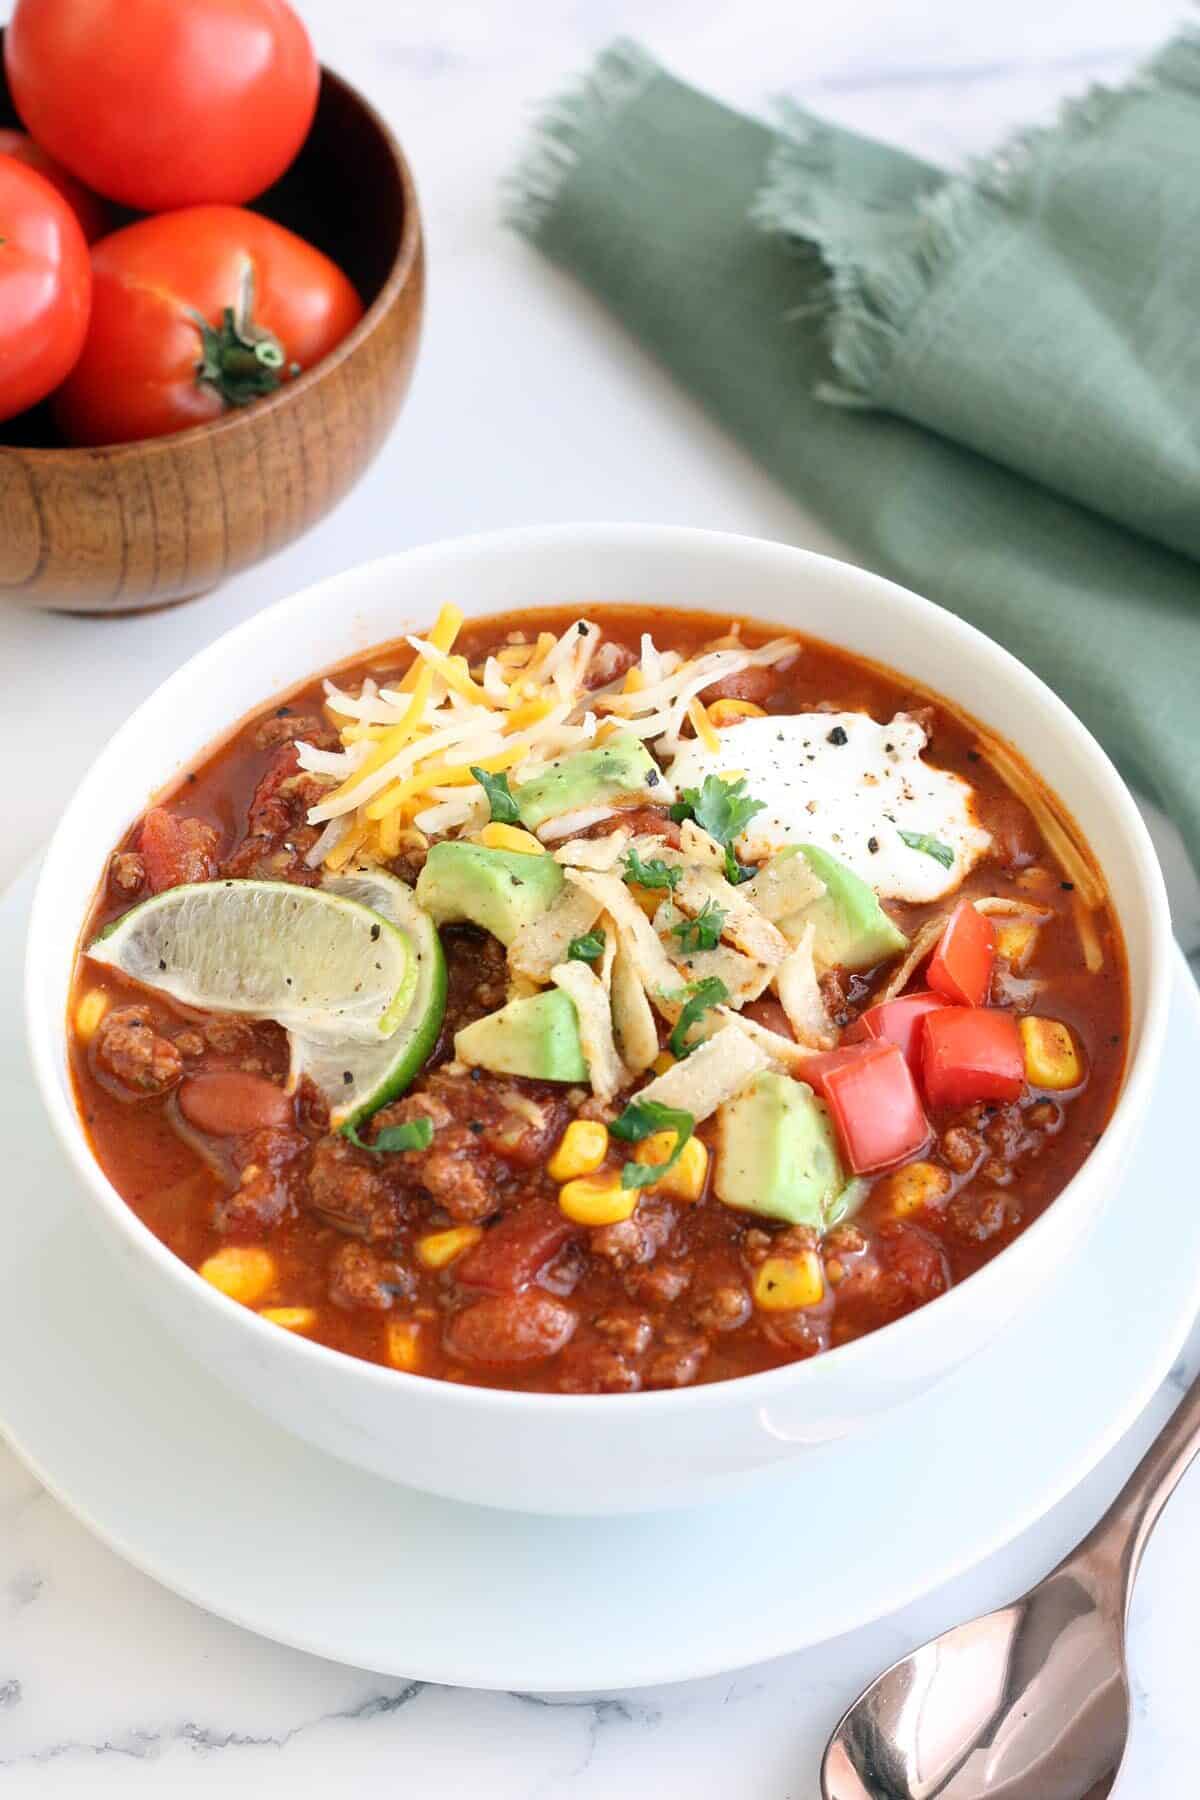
[3,860,1199,1690]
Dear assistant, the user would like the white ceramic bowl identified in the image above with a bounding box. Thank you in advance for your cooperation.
[26,526,1173,1515]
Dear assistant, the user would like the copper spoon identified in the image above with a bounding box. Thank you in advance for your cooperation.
[821,1372,1200,1798]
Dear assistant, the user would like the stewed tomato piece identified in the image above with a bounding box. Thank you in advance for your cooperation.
[845,990,946,1075]
[927,901,996,1008]
[921,1007,1025,1108]
[803,1041,930,1175]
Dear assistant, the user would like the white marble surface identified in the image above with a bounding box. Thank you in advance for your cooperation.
[3,0,1200,1791]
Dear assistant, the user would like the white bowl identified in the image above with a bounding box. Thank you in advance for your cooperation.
[26,525,1173,1515]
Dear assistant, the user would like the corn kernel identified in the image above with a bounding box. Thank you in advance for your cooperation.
[74,988,109,1043]
[259,1306,317,1333]
[386,1320,423,1371]
[199,1246,276,1306]
[638,1131,709,1202]
[753,1253,825,1312]
[719,769,747,784]
[622,666,646,693]
[996,919,1039,971]
[547,1119,609,1182]
[417,1226,484,1270]
[477,822,545,856]
[651,1050,676,1076]
[883,1160,951,1218]
[559,1174,639,1227]
[1020,1016,1084,1091]
[707,699,767,726]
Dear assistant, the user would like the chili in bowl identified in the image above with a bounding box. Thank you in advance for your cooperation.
[27,527,1171,1513]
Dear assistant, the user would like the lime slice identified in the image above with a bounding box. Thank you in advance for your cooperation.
[88,879,417,1044]
[288,869,447,1128]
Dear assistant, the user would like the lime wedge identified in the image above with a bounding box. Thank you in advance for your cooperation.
[88,879,417,1044]
[288,869,447,1127]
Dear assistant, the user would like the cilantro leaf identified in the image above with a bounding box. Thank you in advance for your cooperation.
[567,928,606,964]
[669,976,729,1060]
[673,774,766,850]
[342,1116,434,1155]
[671,899,727,954]
[609,1098,695,1190]
[898,829,955,870]
[723,846,755,886]
[470,766,520,825]
[623,846,681,891]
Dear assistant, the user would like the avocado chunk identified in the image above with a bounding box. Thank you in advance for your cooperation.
[513,732,668,833]
[415,843,564,946]
[454,990,588,1083]
[715,1071,848,1228]
[783,845,908,972]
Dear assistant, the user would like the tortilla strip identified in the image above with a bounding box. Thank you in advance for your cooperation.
[550,960,627,1102]
[565,868,686,1017]
[679,819,726,871]
[629,1023,769,1122]
[878,916,946,1002]
[610,938,660,1076]
[553,830,631,872]
[739,851,825,923]
[719,1008,819,1075]
[774,922,836,1050]
[671,866,789,967]
[508,886,604,984]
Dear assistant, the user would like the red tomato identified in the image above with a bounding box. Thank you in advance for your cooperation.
[804,1042,930,1175]
[0,155,90,424]
[844,990,946,1075]
[6,0,319,212]
[55,207,363,447]
[0,130,108,242]
[921,1007,1025,1109]
[927,900,996,1008]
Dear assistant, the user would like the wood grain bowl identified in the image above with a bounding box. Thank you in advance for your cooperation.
[0,34,424,614]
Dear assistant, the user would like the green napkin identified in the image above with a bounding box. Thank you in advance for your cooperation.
[507,36,1200,872]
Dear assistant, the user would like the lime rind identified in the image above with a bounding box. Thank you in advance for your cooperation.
[88,879,415,1044]
[289,869,448,1128]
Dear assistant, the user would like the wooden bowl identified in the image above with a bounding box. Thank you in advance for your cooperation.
[0,36,423,613]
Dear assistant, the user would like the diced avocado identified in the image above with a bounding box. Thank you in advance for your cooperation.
[415,842,563,946]
[454,990,588,1083]
[513,732,667,833]
[783,845,908,972]
[714,1071,847,1228]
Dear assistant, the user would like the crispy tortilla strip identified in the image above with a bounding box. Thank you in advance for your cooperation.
[553,829,631,872]
[679,819,726,871]
[672,866,788,967]
[878,916,946,1002]
[610,938,660,1076]
[550,960,627,1102]
[565,868,685,1017]
[672,943,773,1008]
[630,1023,769,1122]
[739,849,825,923]
[981,737,1104,908]
[774,922,836,1049]
[507,886,605,985]
[973,896,1054,921]
[720,1007,819,1074]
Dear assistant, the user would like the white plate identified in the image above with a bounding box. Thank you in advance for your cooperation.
[3,860,1199,1690]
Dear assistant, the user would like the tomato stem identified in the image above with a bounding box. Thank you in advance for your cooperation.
[192,261,300,409]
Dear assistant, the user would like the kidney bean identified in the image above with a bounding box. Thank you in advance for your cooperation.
[178,1071,294,1137]
[444,1292,577,1364]
[454,1203,579,1293]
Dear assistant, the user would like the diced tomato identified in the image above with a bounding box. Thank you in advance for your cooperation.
[927,900,996,1008]
[139,807,219,893]
[845,990,945,1075]
[454,1202,578,1293]
[921,1007,1025,1109]
[804,1042,930,1176]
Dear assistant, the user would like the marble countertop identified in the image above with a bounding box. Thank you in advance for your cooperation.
[2,0,1199,1791]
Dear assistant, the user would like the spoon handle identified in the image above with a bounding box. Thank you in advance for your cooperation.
[1068,1369,1200,1605]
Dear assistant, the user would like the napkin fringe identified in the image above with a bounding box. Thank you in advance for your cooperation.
[505,39,659,241]
[757,26,1200,407]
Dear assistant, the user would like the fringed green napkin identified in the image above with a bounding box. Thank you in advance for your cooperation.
[507,35,1200,871]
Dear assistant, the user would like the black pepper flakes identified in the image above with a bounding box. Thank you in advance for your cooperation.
[343,1071,353,1085]
[1061,881,1075,892]
[827,726,848,747]
[370,923,381,941]
[867,837,879,854]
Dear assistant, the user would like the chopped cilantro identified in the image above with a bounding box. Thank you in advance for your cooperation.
[470,767,520,825]
[342,1116,435,1155]
[623,846,681,891]
[671,899,727,954]
[671,774,765,852]
[898,829,955,870]
[669,976,729,1060]
[723,846,755,886]
[567,928,606,964]
[609,1098,695,1189]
